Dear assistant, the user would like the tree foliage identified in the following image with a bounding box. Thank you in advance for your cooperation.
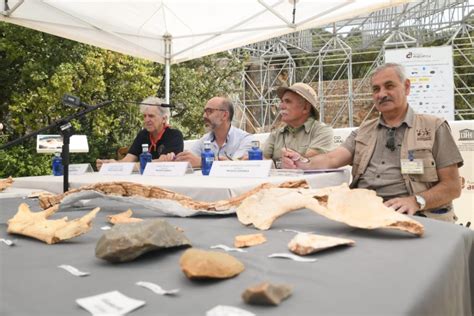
[0,22,242,178]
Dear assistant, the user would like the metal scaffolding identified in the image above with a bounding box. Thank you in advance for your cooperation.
[232,0,474,130]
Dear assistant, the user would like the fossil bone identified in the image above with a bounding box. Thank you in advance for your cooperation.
[288,233,355,255]
[107,209,143,224]
[38,180,308,212]
[237,184,424,236]
[7,203,100,244]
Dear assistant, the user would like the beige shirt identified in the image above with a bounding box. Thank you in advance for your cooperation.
[342,107,463,200]
[263,117,334,161]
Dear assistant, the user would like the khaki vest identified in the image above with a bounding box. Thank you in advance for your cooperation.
[351,114,455,221]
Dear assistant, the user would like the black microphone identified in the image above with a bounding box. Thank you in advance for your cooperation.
[62,94,90,108]
[157,144,165,156]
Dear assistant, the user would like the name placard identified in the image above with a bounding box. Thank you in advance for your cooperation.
[143,162,192,176]
[209,160,272,178]
[99,163,135,175]
[69,163,93,175]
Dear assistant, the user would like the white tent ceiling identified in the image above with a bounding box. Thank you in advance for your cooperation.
[1,0,411,64]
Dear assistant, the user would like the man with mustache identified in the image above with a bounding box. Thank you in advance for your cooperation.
[262,82,334,166]
[96,96,184,170]
[282,63,463,222]
[174,96,254,167]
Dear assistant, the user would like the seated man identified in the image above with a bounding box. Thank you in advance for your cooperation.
[263,82,334,167]
[282,63,463,222]
[96,96,184,170]
[175,97,254,167]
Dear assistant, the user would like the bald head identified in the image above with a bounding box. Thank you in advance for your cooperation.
[207,97,234,122]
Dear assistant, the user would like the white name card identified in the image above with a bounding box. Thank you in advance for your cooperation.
[99,162,135,175]
[143,162,192,176]
[69,163,93,175]
[76,290,145,316]
[210,160,272,178]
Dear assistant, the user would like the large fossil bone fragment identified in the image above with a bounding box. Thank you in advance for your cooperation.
[7,203,100,244]
[237,184,424,236]
[288,233,355,255]
[38,180,308,214]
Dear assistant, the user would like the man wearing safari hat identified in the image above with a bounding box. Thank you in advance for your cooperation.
[263,82,334,165]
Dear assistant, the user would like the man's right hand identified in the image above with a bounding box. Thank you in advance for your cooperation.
[96,158,117,171]
[281,148,303,169]
[174,151,201,168]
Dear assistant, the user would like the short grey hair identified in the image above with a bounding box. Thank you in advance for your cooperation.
[140,96,170,123]
[371,63,407,83]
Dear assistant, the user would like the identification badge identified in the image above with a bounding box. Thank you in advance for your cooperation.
[401,159,424,174]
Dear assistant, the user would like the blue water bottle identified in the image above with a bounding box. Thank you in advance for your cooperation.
[52,152,63,176]
[139,144,152,174]
[201,141,215,176]
[248,140,263,160]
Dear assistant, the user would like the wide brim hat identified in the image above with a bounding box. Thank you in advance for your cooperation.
[276,83,319,119]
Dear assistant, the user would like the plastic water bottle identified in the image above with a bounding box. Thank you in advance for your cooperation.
[139,144,152,174]
[201,141,215,176]
[248,140,263,160]
[52,152,63,176]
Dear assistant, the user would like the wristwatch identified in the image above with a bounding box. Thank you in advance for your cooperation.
[415,194,426,210]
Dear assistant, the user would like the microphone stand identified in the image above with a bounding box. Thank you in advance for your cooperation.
[0,99,113,193]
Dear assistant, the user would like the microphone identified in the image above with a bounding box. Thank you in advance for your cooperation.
[62,94,90,108]
[157,144,165,156]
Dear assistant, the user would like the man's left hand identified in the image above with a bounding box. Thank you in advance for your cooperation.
[384,196,419,215]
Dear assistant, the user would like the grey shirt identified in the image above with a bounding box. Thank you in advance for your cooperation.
[190,126,255,159]
[342,107,463,200]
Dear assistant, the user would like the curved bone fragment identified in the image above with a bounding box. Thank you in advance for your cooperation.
[237,188,311,230]
[107,209,143,224]
[305,186,424,236]
[288,233,355,255]
[7,203,100,244]
[236,184,424,236]
[0,176,13,192]
[38,179,308,212]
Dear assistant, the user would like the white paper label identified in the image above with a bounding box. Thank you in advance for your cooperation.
[268,253,317,262]
[206,305,255,316]
[99,163,135,176]
[69,163,93,175]
[0,238,15,246]
[76,290,145,316]
[136,281,179,296]
[210,244,247,253]
[58,264,90,277]
[143,162,191,177]
[209,160,272,178]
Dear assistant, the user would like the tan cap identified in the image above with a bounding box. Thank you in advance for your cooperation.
[276,83,319,119]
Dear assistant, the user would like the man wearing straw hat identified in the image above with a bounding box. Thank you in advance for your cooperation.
[263,82,334,166]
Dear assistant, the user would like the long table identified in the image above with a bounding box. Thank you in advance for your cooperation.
[7,169,350,201]
[1,197,472,316]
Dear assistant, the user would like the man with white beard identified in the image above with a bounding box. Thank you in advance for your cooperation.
[263,83,334,167]
[174,96,254,168]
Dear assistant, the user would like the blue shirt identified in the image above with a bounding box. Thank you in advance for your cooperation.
[190,126,255,159]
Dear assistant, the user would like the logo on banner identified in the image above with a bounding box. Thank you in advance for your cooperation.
[459,128,474,141]
[405,51,431,59]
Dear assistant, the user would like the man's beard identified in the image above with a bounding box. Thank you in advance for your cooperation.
[204,119,218,132]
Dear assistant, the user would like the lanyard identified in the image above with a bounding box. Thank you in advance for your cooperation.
[148,125,168,153]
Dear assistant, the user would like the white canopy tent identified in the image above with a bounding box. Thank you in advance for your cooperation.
[1,0,411,102]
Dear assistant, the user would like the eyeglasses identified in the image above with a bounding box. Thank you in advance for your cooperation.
[203,108,227,115]
[386,128,396,151]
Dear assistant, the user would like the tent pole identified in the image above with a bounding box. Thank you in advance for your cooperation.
[164,33,172,103]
